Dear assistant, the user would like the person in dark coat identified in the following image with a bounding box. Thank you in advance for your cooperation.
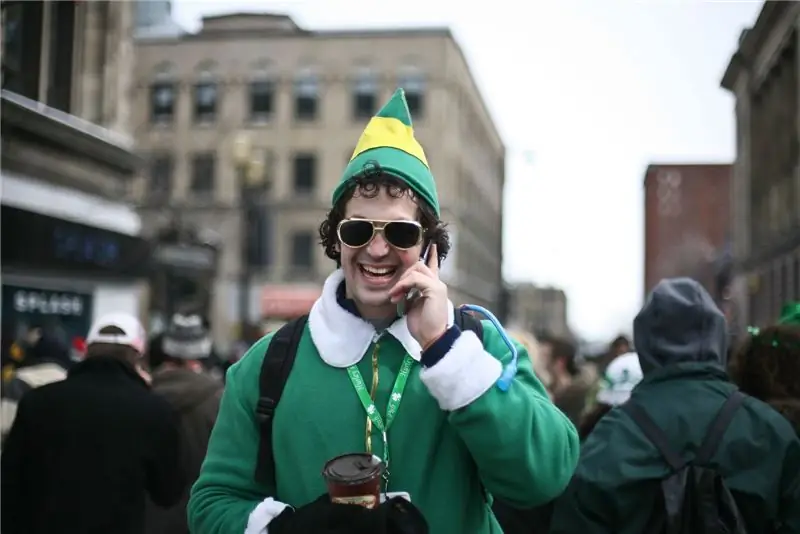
[493,352,644,534]
[1,313,185,534]
[550,278,800,534]
[1,330,71,442]
[145,313,223,534]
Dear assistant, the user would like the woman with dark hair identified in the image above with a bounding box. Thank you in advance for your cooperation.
[729,302,800,436]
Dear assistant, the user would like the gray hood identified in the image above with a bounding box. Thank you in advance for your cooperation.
[634,278,728,374]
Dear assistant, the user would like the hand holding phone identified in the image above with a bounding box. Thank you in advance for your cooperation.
[389,243,449,347]
[405,243,432,304]
[395,243,431,317]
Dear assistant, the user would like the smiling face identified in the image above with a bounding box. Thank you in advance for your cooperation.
[340,186,424,320]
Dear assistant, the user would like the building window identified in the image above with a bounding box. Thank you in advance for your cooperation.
[149,154,173,197]
[399,67,426,119]
[150,81,175,124]
[190,153,216,196]
[193,81,217,123]
[2,1,42,100]
[352,67,377,120]
[294,69,318,121]
[249,60,275,122]
[46,0,76,112]
[794,255,800,301]
[293,153,316,194]
[249,80,274,121]
[192,62,218,124]
[291,231,315,272]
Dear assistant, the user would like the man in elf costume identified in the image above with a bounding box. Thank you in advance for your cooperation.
[188,89,579,533]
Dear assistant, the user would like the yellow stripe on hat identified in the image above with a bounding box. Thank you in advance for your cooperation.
[350,117,429,168]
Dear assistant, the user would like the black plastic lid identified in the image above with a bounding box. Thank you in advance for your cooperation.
[322,453,384,485]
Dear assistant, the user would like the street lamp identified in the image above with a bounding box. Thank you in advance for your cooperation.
[231,132,266,334]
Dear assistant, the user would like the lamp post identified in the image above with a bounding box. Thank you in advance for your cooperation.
[231,133,266,336]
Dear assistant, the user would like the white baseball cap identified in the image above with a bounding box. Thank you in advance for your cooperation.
[86,313,146,355]
[596,352,643,406]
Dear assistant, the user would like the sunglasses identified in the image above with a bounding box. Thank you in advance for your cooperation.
[337,218,424,250]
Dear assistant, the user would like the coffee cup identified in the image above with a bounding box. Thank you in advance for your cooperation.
[322,453,385,509]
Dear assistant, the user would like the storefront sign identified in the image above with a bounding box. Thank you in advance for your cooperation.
[1,205,150,277]
[12,289,85,316]
[2,284,94,353]
[261,284,321,319]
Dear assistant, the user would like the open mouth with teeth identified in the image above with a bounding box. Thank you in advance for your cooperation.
[359,264,398,283]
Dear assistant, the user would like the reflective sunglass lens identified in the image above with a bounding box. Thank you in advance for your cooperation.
[339,220,374,248]
[384,222,422,249]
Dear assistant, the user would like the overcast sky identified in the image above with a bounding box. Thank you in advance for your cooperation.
[171,0,763,341]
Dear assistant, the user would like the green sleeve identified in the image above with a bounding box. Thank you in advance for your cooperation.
[444,322,580,506]
[187,335,274,534]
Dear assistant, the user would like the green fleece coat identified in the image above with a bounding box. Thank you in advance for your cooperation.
[188,270,579,534]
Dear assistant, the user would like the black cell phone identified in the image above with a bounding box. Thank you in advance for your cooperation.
[405,242,432,303]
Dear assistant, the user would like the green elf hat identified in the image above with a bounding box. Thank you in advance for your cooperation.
[331,88,440,216]
[778,301,800,326]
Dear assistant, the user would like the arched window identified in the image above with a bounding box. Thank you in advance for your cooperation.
[193,60,218,124]
[294,66,318,121]
[249,60,275,122]
[398,65,426,119]
[150,62,176,124]
[352,64,377,119]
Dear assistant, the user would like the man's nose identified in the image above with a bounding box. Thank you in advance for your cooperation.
[366,231,390,257]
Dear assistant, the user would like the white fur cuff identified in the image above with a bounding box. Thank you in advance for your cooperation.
[419,330,503,411]
[244,497,290,534]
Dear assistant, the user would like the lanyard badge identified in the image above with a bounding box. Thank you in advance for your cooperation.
[346,351,414,490]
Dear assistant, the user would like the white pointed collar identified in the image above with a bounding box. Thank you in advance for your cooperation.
[308,269,455,368]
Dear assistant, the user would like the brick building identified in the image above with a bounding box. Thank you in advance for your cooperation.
[643,163,732,302]
[721,1,800,329]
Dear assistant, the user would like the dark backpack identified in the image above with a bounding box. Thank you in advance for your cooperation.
[622,391,749,534]
[253,308,484,486]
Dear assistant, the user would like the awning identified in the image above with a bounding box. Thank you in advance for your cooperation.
[261,284,321,318]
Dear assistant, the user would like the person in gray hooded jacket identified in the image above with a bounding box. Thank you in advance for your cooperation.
[550,277,800,534]
[145,314,223,534]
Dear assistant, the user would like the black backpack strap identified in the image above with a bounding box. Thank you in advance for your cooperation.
[622,402,686,471]
[454,307,484,341]
[695,391,746,465]
[254,315,308,486]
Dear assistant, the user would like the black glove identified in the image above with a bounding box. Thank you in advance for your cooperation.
[374,497,429,534]
[268,495,428,534]
[268,494,371,534]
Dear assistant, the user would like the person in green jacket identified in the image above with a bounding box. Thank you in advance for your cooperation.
[549,278,800,534]
[187,88,579,534]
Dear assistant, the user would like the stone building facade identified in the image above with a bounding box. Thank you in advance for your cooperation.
[1,0,149,341]
[722,1,800,329]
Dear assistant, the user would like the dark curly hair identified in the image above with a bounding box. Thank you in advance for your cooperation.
[319,163,450,267]
[729,324,800,401]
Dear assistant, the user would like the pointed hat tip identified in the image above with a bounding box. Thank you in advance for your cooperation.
[375,87,413,126]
